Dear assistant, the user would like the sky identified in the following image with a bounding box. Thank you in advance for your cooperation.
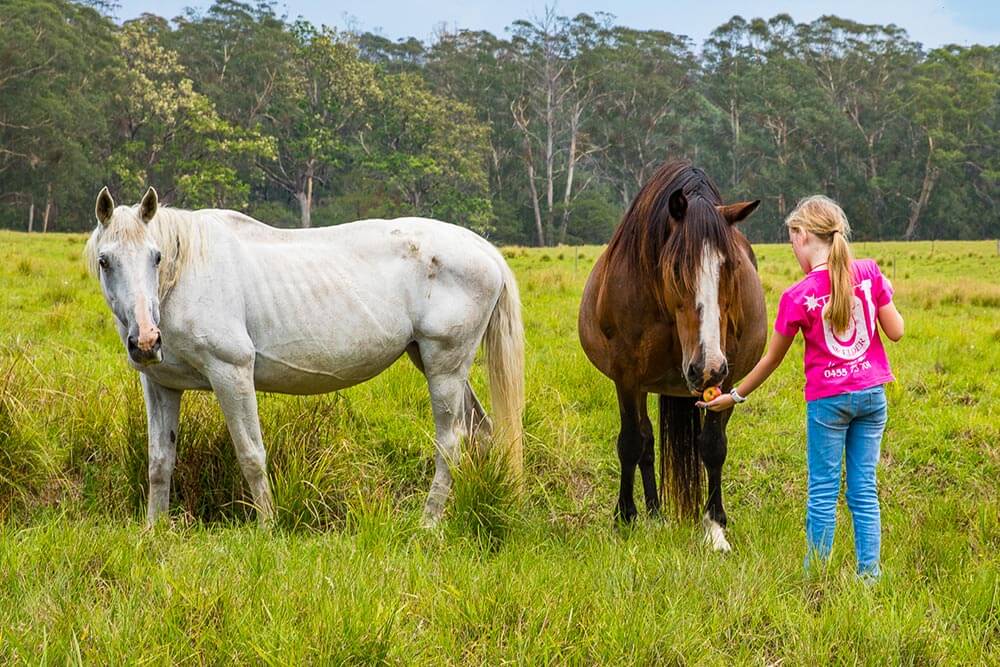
[112,0,1000,49]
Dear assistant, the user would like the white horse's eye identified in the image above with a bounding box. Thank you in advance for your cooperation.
[153,251,162,266]
[98,255,109,269]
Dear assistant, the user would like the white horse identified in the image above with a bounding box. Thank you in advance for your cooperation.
[85,187,525,527]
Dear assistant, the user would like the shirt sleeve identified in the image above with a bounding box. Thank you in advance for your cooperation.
[774,290,803,337]
[870,261,894,307]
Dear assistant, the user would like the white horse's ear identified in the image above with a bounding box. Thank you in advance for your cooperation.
[139,186,158,223]
[96,186,115,226]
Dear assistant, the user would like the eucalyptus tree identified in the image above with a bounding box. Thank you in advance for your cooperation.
[253,24,380,227]
[359,72,493,232]
[701,15,829,239]
[0,0,114,230]
[423,29,528,240]
[508,10,608,245]
[170,0,299,129]
[799,16,920,237]
[107,16,274,208]
[588,27,699,209]
[902,45,1000,239]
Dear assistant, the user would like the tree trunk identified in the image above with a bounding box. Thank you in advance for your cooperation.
[296,190,312,228]
[730,97,740,189]
[526,150,545,246]
[27,200,34,233]
[297,165,314,228]
[557,108,580,245]
[544,76,555,243]
[511,100,544,245]
[42,182,52,232]
[867,147,884,240]
[905,134,938,241]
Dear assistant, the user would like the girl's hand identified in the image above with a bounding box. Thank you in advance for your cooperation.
[696,393,735,412]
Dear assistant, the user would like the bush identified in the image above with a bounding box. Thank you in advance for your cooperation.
[246,200,300,228]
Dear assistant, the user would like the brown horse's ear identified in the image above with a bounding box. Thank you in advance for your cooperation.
[668,189,687,221]
[718,200,760,225]
[139,186,158,223]
[96,186,115,226]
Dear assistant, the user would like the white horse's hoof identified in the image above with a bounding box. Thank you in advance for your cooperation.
[703,513,732,552]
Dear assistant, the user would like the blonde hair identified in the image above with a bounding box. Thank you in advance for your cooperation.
[785,195,854,334]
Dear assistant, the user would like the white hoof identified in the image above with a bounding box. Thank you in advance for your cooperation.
[703,513,732,552]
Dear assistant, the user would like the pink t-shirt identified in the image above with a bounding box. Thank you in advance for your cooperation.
[774,259,895,401]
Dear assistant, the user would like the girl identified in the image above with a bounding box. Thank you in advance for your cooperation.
[698,195,904,577]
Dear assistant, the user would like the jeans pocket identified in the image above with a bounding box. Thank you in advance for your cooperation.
[807,396,851,429]
[866,385,888,419]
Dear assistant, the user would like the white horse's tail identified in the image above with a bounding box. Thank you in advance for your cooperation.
[483,258,525,486]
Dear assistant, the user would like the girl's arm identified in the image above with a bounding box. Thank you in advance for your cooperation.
[696,331,796,412]
[878,302,904,341]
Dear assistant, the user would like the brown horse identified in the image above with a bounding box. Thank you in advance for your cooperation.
[578,159,766,550]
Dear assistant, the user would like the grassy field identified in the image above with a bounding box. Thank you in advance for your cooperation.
[0,230,998,664]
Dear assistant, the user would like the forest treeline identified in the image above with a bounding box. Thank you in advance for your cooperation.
[1,0,998,243]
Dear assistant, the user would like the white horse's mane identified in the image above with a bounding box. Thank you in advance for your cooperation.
[84,205,222,298]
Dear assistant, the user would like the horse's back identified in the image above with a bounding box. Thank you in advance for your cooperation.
[177,215,506,394]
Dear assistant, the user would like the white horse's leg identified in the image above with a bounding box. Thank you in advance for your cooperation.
[209,364,275,526]
[140,375,182,526]
[421,372,468,527]
[463,383,492,452]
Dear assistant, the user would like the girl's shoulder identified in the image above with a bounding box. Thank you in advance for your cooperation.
[852,258,881,277]
[781,270,825,300]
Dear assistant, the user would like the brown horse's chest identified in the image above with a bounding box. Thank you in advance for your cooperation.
[587,311,689,393]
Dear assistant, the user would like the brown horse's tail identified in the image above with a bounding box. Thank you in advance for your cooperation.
[659,395,703,519]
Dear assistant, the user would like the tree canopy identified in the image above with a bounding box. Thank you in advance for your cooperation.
[1,0,997,242]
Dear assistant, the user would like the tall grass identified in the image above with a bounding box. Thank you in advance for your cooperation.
[0,233,997,662]
[0,356,58,516]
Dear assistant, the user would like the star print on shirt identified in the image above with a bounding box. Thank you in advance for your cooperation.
[804,294,822,312]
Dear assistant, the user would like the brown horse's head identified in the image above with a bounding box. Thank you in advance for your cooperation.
[662,181,759,393]
[606,161,760,393]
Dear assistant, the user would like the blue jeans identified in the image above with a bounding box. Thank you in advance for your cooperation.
[805,385,887,577]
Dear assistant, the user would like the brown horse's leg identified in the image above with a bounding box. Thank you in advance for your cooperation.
[700,409,733,550]
[637,399,659,516]
[614,385,645,522]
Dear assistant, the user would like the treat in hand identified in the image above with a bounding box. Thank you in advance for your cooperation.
[702,386,722,403]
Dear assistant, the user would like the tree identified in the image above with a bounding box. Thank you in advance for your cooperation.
[0,0,115,230]
[424,29,527,241]
[254,24,379,227]
[589,26,698,208]
[799,16,920,237]
[107,17,274,207]
[902,46,999,239]
[1,6,998,240]
[360,72,492,232]
[508,11,607,245]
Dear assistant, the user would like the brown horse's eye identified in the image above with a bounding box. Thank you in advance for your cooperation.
[153,251,162,266]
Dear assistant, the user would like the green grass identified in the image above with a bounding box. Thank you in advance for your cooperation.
[0,231,998,663]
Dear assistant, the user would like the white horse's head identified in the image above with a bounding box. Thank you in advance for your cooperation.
[87,187,164,366]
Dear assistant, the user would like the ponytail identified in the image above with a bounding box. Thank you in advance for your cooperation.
[826,230,855,335]
[785,195,855,335]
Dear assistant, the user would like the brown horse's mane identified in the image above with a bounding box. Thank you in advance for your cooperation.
[605,159,743,310]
